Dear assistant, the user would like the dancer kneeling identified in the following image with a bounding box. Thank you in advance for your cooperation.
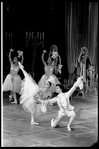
[18,62,47,125]
[40,76,83,131]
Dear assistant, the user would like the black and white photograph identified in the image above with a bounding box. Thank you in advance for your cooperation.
[1,2,98,147]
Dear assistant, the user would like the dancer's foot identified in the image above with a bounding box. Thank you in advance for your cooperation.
[51,118,54,124]
[11,100,17,104]
[9,95,12,101]
[51,119,59,128]
[51,118,55,127]
[67,125,71,131]
[31,121,39,125]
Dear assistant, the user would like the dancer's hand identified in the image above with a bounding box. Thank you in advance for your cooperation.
[37,99,44,103]
[58,64,63,69]
[43,50,47,53]
[10,49,14,52]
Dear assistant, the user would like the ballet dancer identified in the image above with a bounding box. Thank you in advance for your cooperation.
[18,62,47,125]
[36,80,53,101]
[38,50,60,94]
[3,49,23,104]
[40,76,84,131]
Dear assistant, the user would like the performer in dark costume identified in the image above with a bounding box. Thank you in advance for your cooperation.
[77,47,92,95]
[78,47,91,82]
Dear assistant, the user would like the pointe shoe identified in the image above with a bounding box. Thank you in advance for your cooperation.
[51,119,55,127]
[11,100,17,104]
[51,119,59,128]
[31,121,39,125]
[9,95,12,101]
[67,125,71,131]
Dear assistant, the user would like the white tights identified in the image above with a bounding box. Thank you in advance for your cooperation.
[51,110,76,131]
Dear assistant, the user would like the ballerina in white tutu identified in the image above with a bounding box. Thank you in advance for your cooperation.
[36,80,53,101]
[38,50,60,94]
[3,49,24,104]
[18,62,48,125]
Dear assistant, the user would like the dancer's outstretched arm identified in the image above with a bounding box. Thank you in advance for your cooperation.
[9,49,13,64]
[44,96,57,105]
[41,50,47,67]
[37,96,57,105]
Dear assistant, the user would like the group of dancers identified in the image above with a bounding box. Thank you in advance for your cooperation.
[18,61,83,131]
[3,45,62,103]
[3,45,84,131]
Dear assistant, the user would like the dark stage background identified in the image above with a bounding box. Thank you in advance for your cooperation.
[3,2,98,84]
[3,2,66,83]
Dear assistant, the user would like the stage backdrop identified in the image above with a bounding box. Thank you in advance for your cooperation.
[65,2,98,74]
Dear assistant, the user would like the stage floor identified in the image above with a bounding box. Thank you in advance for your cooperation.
[2,92,98,147]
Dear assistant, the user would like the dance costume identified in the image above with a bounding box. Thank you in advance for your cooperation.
[3,63,22,93]
[19,63,47,117]
[44,76,84,130]
[38,65,60,93]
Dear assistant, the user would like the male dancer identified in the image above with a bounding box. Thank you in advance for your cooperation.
[42,76,83,131]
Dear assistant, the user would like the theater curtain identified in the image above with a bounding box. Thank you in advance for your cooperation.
[65,2,98,74]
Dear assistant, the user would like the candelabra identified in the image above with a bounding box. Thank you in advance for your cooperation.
[5,32,13,55]
[26,31,44,72]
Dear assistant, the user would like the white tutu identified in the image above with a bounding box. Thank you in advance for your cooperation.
[19,64,47,116]
[38,74,60,93]
[3,73,22,93]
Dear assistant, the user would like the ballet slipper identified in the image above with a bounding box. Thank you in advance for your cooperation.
[51,119,55,127]
[9,95,12,101]
[11,101,17,104]
[67,125,71,131]
[31,121,39,125]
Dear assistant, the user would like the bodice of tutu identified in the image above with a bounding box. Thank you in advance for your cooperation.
[10,63,19,76]
[36,88,52,100]
[44,65,53,76]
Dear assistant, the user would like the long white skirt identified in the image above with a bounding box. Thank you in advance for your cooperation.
[20,68,47,116]
[3,74,22,93]
[38,74,60,93]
